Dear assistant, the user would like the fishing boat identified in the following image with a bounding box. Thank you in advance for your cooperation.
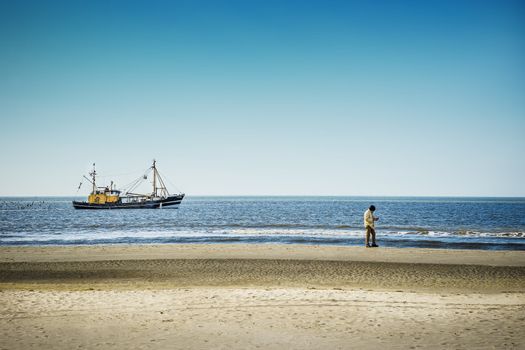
[72,160,184,209]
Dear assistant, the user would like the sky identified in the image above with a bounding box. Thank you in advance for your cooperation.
[0,0,524,196]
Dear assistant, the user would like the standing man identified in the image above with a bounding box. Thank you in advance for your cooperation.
[364,205,379,248]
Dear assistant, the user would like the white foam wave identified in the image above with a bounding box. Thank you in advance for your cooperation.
[1,226,523,244]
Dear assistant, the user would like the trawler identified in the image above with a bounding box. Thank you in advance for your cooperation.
[72,160,184,209]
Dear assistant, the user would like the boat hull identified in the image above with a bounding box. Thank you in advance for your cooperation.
[72,194,184,209]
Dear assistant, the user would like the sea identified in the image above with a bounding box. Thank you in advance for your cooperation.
[1,196,524,250]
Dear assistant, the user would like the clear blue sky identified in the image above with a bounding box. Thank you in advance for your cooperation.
[0,0,524,196]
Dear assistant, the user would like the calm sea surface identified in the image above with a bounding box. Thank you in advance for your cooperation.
[1,196,524,250]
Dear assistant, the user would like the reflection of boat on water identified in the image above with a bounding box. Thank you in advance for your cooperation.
[72,160,184,209]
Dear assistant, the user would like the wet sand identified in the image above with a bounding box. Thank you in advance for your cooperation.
[1,244,524,349]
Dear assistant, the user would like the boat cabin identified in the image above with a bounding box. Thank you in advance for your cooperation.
[88,187,121,204]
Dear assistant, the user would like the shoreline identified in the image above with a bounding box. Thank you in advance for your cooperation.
[1,243,524,265]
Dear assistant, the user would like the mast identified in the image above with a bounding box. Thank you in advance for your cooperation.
[152,159,157,197]
[89,163,96,194]
[150,159,169,198]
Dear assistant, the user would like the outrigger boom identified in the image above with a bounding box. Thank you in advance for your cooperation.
[72,160,185,209]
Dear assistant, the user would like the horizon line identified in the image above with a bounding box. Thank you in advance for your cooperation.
[1,195,525,199]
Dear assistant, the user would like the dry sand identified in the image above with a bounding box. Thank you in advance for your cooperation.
[1,244,524,349]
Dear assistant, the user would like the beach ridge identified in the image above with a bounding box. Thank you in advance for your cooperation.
[1,244,524,292]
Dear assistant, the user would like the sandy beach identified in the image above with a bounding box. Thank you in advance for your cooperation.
[1,244,524,349]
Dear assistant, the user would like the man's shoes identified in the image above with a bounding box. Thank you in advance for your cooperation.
[365,244,371,248]
[371,244,379,248]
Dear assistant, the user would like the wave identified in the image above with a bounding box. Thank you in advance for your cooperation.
[2,227,524,246]
[216,223,358,230]
[1,225,524,242]
[391,230,525,238]
[2,235,525,251]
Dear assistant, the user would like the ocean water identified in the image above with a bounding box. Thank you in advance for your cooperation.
[0,196,524,250]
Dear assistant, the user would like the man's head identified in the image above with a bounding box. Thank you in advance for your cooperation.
[369,205,376,212]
